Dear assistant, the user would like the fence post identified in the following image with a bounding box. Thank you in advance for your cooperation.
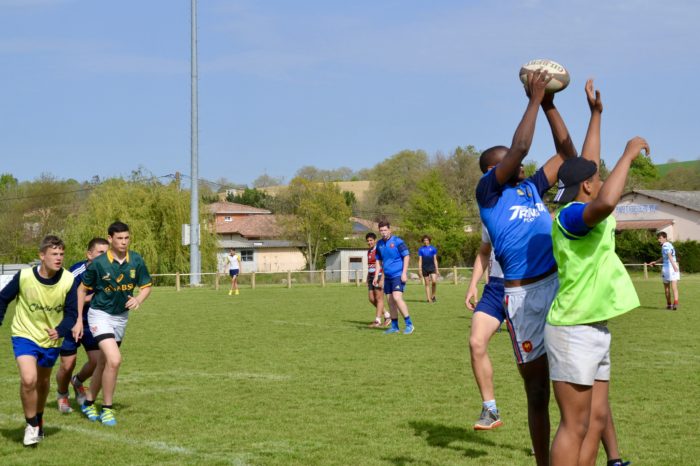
[215,272,220,291]
[453,266,458,285]
[176,272,181,292]
[643,263,648,280]
[287,270,292,289]
[355,272,360,287]
[251,272,256,289]
[321,269,326,287]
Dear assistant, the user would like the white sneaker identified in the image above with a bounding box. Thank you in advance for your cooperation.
[57,395,72,414]
[71,376,87,406]
[23,424,40,446]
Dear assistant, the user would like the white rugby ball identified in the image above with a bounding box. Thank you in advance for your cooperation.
[519,59,570,94]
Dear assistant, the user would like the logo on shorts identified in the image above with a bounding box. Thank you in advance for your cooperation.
[90,326,98,333]
[394,285,401,290]
[522,341,533,353]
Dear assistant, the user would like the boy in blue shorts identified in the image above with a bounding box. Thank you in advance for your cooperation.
[546,80,645,466]
[418,235,440,303]
[373,221,414,335]
[466,224,505,430]
[0,236,79,446]
[55,237,109,413]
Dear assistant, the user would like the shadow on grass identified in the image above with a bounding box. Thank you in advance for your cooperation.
[409,420,528,459]
[341,320,387,330]
[0,425,61,444]
[382,455,436,466]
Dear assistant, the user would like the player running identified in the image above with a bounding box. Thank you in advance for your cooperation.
[77,221,152,426]
[374,221,414,335]
[227,249,241,296]
[646,231,680,310]
[55,237,109,413]
[465,224,505,430]
[366,232,390,328]
[0,236,79,446]
[418,235,440,303]
[546,81,648,465]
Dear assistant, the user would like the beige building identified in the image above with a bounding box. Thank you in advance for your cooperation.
[614,190,700,241]
[208,202,306,273]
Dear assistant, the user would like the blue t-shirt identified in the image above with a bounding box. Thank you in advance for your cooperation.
[476,167,555,281]
[375,236,410,279]
[418,245,437,259]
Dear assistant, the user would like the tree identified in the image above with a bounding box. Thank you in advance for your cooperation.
[253,174,284,188]
[402,171,468,266]
[279,178,351,271]
[226,188,276,211]
[433,145,482,219]
[655,166,700,190]
[625,154,659,190]
[366,149,429,222]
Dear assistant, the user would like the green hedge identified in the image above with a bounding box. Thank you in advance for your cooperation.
[615,230,700,273]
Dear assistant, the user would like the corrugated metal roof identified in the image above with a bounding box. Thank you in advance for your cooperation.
[631,190,700,212]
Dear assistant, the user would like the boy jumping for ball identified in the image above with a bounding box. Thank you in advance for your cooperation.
[76,221,152,426]
[0,236,79,446]
[546,79,647,466]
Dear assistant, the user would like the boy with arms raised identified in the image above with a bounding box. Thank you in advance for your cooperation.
[77,221,152,426]
[0,236,78,446]
[55,237,109,413]
[476,68,577,465]
[546,80,646,466]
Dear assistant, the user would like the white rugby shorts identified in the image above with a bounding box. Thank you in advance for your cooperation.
[662,267,680,283]
[545,322,611,385]
[88,308,129,343]
[504,272,559,365]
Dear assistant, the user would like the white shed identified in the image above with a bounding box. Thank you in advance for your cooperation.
[323,248,368,283]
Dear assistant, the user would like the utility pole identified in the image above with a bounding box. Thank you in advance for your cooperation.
[189,0,201,285]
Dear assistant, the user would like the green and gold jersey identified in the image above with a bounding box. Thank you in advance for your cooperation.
[12,267,76,348]
[82,250,152,315]
[548,203,640,326]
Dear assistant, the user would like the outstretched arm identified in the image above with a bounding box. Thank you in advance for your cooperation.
[583,137,650,227]
[540,90,578,186]
[494,69,551,185]
[581,79,603,165]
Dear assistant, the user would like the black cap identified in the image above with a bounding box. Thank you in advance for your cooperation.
[554,157,598,204]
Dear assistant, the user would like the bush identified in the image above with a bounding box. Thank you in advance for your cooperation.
[614,230,658,264]
[676,240,700,273]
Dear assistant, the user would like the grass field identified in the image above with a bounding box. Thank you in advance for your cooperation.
[0,275,698,465]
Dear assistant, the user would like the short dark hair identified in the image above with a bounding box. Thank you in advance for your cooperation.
[87,237,109,251]
[108,221,130,236]
[421,235,431,242]
[365,232,376,240]
[479,146,508,173]
[40,235,65,253]
[657,231,668,239]
[378,220,390,229]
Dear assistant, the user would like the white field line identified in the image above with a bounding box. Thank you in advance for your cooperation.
[0,413,252,465]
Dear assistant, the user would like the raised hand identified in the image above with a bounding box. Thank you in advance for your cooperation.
[524,69,552,102]
[623,136,650,160]
[585,79,603,113]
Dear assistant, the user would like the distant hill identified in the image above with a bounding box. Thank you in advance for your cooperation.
[656,160,700,177]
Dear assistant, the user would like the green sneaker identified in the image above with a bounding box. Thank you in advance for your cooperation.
[81,403,99,422]
[100,407,117,426]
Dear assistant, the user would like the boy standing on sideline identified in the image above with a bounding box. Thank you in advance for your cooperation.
[77,221,152,426]
[55,237,109,413]
[227,249,241,295]
[373,221,414,335]
[0,236,78,446]
[366,232,390,328]
[646,231,680,310]
[418,235,440,303]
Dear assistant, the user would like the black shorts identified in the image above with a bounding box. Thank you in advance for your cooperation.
[367,272,382,291]
[421,265,436,277]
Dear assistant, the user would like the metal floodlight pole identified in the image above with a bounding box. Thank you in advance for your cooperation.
[189,0,201,285]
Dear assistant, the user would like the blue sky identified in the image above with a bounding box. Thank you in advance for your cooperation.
[1,0,698,187]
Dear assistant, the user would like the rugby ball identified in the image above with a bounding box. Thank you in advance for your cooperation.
[519,59,570,94]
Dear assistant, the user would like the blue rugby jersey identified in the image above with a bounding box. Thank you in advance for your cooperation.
[476,167,555,281]
[418,245,437,260]
[375,236,409,279]
[661,242,677,269]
